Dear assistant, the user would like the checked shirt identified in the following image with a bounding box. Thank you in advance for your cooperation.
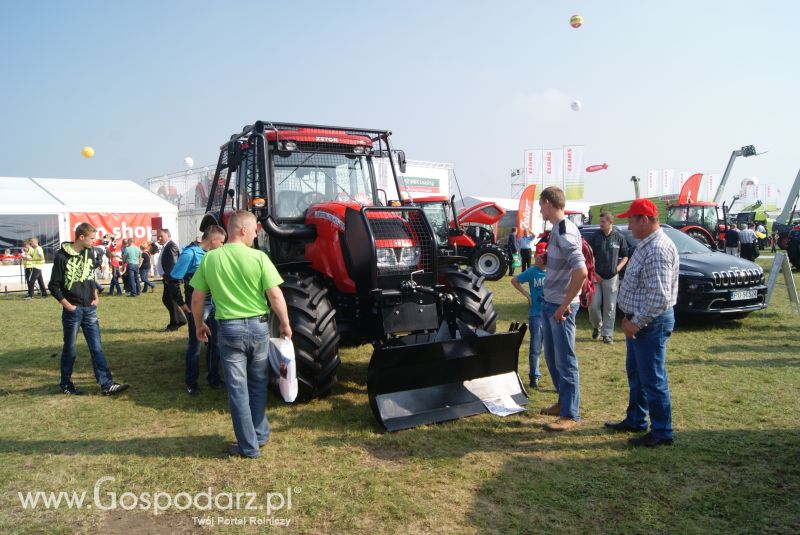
[617,228,679,328]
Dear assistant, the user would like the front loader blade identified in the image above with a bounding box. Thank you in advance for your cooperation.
[367,323,528,431]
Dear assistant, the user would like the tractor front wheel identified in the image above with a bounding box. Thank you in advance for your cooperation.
[272,273,341,401]
[472,244,508,281]
[442,265,498,333]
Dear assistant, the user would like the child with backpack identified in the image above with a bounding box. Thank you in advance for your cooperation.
[511,241,548,389]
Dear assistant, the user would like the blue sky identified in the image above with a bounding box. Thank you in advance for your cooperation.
[1,1,798,205]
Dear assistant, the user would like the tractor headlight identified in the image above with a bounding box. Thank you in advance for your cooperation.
[353,145,366,154]
[279,141,297,151]
[399,246,421,266]
[376,248,397,267]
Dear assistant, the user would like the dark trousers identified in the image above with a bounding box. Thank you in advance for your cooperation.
[520,248,532,271]
[26,267,47,297]
[109,268,122,295]
[507,248,517,275]
[162,280,187,327]
[126,265,141,296]
[185,308,222,387]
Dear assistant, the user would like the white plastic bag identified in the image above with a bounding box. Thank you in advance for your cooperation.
[269,337,298,402]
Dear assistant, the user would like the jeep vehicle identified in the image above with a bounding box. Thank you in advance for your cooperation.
[580,224,767,317]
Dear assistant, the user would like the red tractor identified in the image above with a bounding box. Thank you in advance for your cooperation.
[200,121,527,431]
[410,196,509,280]
[665,173,725,248]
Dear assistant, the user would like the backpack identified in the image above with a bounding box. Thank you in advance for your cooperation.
[539,229,597,309]
[579,239,596,309]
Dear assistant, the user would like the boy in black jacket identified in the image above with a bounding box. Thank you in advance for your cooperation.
[48,222,130,396]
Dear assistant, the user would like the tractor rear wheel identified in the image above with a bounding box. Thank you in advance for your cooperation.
[789,240,800,270]
[685,227,715,248]
[442,265,498,333]
[272,273,340,401]
[472,244,508,281]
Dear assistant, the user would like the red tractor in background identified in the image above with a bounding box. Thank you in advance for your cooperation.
[410,196,509,280]
[666,173,728,249]
[199,121,527,431]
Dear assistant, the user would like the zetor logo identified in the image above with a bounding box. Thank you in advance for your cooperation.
[315,136,338,143]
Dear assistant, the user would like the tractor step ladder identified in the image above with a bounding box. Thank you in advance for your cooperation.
[763,252,799,314]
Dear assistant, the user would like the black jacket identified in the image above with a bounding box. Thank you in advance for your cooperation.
[160,240,180,281]
[48,242,97,306]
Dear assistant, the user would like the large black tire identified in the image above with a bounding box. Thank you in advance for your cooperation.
[442,265,498,333]
[685,227,715,249]
[272,273,340,401]
[789,240,800,271]
[472,244,508,281]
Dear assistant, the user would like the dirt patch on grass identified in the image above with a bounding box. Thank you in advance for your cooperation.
[98,510,199,534]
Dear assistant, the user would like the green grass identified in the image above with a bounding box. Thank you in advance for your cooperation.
[1,259,799,534]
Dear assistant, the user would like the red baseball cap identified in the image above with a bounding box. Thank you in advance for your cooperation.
[617,198,659,219]
[535,241,548,256]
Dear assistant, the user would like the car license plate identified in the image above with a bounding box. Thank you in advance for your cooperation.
[731,289,757,301]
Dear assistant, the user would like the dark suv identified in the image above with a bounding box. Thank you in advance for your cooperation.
[580,224,767,316]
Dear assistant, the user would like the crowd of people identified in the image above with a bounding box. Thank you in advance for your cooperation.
[28,190,776,455]
[511,188,679,447]
[722,222,767,260]
[42,212,291,459]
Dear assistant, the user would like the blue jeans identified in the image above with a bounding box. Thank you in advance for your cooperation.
[541,301,581,419]
[528,313,544,381]
[126,265,141,295]
[60,305,114,388]
[217,317,271,457]
[624,309,675,440]
[185,306,221,387]
[140,270,155,292]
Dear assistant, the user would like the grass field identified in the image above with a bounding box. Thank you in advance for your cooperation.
[1,259,799,534]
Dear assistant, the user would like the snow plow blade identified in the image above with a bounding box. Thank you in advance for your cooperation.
[367,322,528,431]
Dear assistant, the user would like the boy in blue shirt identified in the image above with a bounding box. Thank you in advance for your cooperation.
[511,241,548,389]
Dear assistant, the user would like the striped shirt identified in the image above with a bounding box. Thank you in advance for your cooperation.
[544,218,586,305]
[738,228,757,244]
[617,227,679,328]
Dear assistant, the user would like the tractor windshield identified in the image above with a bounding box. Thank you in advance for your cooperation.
[668,205,718,231]
[273,151,375,219]
[418,202,450,247]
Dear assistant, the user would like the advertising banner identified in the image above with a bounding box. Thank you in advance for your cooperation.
[704,174,716,201]
[69,212,159,246]
[542,149,563,191]
[647,170,659,196]
[662,169,675,195]
[516,185,537,234]
[524,149,542,185]
[563,145,584,200]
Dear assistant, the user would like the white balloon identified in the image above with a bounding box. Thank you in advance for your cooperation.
[570,100,582,111]
[183,157,194,168]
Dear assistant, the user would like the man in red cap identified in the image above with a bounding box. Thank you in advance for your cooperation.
[606,198,679,447]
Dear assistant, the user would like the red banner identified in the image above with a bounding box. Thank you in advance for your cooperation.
[69,212,159,246]
[516,185,537,234]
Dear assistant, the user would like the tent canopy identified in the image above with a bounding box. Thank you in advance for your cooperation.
[0,177,178,214]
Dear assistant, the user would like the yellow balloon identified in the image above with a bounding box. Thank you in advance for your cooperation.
[81,146,95,159]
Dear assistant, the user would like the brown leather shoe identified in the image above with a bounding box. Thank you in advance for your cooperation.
[540,403,561,416]
[544,418,580,432]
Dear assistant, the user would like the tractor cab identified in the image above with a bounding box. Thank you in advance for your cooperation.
[666,202,721,248]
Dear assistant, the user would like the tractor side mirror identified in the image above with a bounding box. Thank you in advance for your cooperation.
[376,189,388,206]
[396,150,407,174]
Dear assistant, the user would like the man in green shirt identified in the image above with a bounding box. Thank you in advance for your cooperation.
[122,238,142,296]
[190,210,291,458]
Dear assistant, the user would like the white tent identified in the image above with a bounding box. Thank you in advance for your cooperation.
[0,177,179,287]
